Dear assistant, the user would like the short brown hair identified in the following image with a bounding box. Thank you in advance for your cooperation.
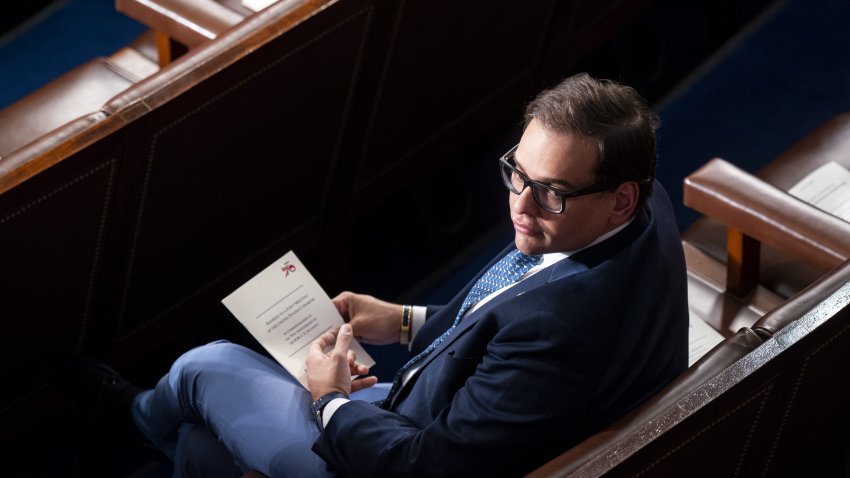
[525,73,658,208]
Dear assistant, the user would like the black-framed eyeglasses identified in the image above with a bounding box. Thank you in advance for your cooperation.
[498,144,617,214]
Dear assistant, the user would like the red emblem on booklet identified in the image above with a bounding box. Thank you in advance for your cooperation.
[281,262,296,276]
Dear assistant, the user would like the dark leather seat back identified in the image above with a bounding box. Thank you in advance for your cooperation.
[529,257,850,477]
[528,326,765,477]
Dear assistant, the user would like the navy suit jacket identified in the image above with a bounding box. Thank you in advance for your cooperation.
[313,182,689,477]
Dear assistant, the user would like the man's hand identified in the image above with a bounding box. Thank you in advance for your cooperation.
[333,292,404,345]
[306,324,378,401]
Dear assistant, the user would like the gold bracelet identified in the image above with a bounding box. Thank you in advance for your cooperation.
[400,304,412,345]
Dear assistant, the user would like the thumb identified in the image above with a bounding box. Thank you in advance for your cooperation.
[334,323,353,354]
[332,292,352,319]
[332,294,346,314]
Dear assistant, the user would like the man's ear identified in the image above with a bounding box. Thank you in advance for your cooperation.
[610,181,639,224]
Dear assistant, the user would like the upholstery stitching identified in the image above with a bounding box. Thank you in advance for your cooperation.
[0,160,115,417]
[760,321,850,476]
[78,159,117,348]
[0,161,112,225]
[116,6,374,340]
[0,383,46,417]
[354,2,545,192]
[355,0,405,180]
[632,386,772,477]
[160,6,374,139]
[733,384,770,478]
[322,4,374,212]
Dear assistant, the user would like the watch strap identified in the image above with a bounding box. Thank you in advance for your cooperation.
[310,391,348,431]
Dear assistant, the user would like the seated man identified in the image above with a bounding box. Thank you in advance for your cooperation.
[66,72,688,477]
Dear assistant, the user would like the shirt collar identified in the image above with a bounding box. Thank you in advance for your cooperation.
[535,215,636,267]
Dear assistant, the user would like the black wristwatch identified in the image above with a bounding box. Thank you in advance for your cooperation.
[310,391,348,432]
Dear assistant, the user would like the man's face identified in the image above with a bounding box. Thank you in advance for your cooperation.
[510,119,619,255]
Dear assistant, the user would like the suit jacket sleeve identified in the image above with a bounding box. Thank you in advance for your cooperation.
[312,307,594,477]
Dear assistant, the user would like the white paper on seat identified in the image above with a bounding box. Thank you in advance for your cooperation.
[788,161,850,221]
[688,315,724,366]
[222,250,375,389]
[242,0,276,12]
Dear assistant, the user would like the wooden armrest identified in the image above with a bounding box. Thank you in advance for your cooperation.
[684,158,850,272]
[116,0,245,49]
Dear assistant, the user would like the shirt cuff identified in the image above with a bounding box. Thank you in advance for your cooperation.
[409,305,427,351]
[321,397,350,428]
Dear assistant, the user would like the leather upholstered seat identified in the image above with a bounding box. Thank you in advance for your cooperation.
[528,256,850,477]
[0,31,158,159]
[527,326,765,477]
[683,113,850,299]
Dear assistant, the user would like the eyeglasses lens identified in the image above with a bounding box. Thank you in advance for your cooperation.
[533,188,561,212]
[501,160,563,213]
[501,161,520,194]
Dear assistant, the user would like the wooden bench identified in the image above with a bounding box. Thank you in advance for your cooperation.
[683,113,850,299]
[0,0,653,442]
[527,125,850,474]
[529,257,850,476]
[0,31,158,160]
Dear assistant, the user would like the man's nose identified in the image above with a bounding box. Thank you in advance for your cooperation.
[512,186,539,215]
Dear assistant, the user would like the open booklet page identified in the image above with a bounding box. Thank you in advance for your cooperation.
[242,0,276,12]
[788,161,850,221]
[222,250,375,390]
[688,314,724,366]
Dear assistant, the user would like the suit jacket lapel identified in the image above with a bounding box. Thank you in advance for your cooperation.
[407,257,587,375]
[404,207,651,385]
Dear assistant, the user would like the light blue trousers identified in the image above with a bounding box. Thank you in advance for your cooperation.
[130,340,390,477]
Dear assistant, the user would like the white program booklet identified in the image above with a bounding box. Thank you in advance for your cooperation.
[688,314,724,366]
[222,250,375,389]
[788,161,850,222]
[242,0,276,12]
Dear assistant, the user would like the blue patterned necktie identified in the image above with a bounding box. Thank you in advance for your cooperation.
[380,248,542,408]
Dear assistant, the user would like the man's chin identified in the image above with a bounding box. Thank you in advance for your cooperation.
[514,236,544,256]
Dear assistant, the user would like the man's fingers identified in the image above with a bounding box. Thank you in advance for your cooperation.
[331,292,352,320]
[351,362,370,376]
[334,323,353,355]
[331,297,345,316]
[350,375,378,393]
[312,329,336,351]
